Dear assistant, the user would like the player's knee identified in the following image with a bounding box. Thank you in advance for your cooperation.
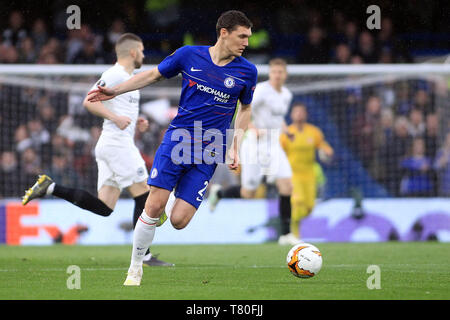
[144,201,165,219]
[241,188,255,199]
[170,216,187,230]
[277,179,292,196]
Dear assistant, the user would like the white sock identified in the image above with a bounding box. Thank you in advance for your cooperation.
[46,182,55,195]
[129,211,159,270]
[165,191,176,218]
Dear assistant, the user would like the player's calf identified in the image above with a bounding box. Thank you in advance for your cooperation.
[169,199,197,230]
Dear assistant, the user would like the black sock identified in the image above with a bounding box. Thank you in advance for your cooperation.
[52,184,113,217]
[279,195,291,236]
[133,191,149,228]
[218,185,241,199]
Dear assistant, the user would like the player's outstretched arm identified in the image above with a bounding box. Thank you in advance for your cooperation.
[83,95,131,130]
[228,103,252,170]
[88,67,165,102]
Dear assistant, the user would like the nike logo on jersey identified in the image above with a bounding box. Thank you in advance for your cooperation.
[190,67,202,72]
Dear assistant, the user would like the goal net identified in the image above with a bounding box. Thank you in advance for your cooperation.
[0,64,449,199]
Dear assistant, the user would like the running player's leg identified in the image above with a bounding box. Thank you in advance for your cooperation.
[173,163,216,228]
[22,174,115,216]
[125,185,170,285]
[125,142,181,285]
[293,179,316,239]
[274,144,298,244]
[276,177,293,236]
[127,181,150,227]
[127,181,174,267]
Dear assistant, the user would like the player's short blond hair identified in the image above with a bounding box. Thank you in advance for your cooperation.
[269,58,287,68]
[115,33,143,58]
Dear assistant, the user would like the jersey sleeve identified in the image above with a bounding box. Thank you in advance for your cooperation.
[157,46,189,79]
[250,83,265,109]
[315,127,333,153]
[89,69,124,92]
[239,65,258,105]
[280,132,289,154]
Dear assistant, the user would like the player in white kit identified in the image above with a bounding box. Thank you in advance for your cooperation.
[22,33,172,266]
[208,58,301,245]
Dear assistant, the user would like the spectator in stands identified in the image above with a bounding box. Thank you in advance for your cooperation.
[246,15,271,63]
[355,31,379,63]
[50,134,71,158]
[39,37,64,64]
[434,132,450,196]
[352,95,384,179]
[18,37,37,63]
[342,20,359,53]
[0,43,19,63]
[424,113,439,158]
[14,125,32,153]
[400,138,435,196]
[331,10,346,37]
[103,19,126,63]
[37,96,58,134]
[350,55,363,64]
[424,113,439,195]
[380,116,412,195]
[379,47,394,63]
[46,150,81,189]
[2,11,27,47]
[27,119,51,151]
[413,89,434,115]
[30,18,49,53]
[377,17,412,63]
[0,151,22,198]
[72,38,105,64]
[331,43,351,64]
[407,108,426,138]
[144,0,180,33]
[65,24,93,63]
[381,108,395,142]
[394,82,413,116]
[297,26,330,64]
[21,147,42,184]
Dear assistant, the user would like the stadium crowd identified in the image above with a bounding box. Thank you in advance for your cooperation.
[1,2,445,66]
[1,2,449,199]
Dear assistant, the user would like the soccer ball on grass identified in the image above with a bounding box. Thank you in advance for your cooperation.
[286,243,322,278]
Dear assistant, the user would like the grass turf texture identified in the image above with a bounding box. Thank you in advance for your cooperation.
[0,243,448,300]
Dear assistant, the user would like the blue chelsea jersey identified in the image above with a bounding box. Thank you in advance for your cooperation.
[158,45,258,143]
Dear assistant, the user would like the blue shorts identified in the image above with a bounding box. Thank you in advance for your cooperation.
[147,142,217,209]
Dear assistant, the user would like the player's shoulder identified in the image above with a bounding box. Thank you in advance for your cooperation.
[305,123,323,134]
[173,45,207,56]
[255,80,269,89]
[101,63,128,79]
[287,123,297,131]
[235,56,258,76]
[282,85,293,97]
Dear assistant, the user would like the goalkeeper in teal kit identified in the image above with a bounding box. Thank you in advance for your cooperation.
[88,10,257,286]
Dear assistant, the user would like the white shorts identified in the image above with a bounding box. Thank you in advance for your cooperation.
[94,138,148,191]
[240,130,292,191]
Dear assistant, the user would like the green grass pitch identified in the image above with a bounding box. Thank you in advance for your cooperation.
[0,242,448,300]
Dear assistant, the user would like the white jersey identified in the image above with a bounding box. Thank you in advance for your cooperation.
[90,63,148,190]
[251,80,293,130]
[90,63,140,145]
[239,80,293,190]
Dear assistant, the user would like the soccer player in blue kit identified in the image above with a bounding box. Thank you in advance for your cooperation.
[88,10,257,286]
